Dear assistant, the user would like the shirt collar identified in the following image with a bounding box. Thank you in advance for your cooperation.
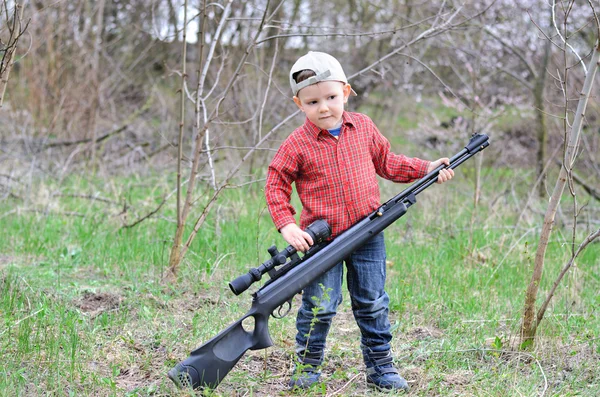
[302,111,355,139]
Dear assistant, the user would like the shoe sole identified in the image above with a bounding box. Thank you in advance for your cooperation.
[367,379,409,393]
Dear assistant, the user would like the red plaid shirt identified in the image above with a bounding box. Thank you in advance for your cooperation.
[265,111,430,238]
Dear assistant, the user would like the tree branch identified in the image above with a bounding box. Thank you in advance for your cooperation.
[535,227,600,327]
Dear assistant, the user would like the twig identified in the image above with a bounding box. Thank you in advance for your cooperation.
[536,227,600,327]
[199,1,232,190]
[0,173,22,184]
[19,208,86,217]
[398,52,467,109]
[552,0,586,74]
[481,24,538,79]
[44,125,127,148]
[254,13,447,45]
[42,82,152,150]
[325,372,362,397]
[121,197,167,229]
[51,193,121,206]
[0,308,44,337]
[202,145,276,152]
[588,0,600,45]
[181,185,226,258]
[140,142,173,161]
[510,144,563,234]
[258,38,279,141]
[485,227,536,286]
[197,0,231,98]
[208,252,235,279]
[555,159,600,201]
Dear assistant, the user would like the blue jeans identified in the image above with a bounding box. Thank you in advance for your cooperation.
[295,232,392,353]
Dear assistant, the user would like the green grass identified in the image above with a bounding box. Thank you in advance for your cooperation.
[1,165,599,396]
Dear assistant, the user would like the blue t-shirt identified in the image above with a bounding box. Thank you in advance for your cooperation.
[328,127,341,137]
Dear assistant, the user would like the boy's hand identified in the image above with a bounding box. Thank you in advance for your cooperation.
[428,158,455,183]
[280,223,314,253]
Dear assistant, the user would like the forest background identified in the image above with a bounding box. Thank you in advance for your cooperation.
[1,0,599,396]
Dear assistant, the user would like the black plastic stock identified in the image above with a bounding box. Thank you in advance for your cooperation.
[167,133,490,390]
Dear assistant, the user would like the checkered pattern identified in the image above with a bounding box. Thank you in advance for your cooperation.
[265,111,430,238]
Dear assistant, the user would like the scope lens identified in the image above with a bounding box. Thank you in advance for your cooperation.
[307,220,331,242]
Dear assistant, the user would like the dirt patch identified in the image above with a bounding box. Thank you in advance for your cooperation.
[74,291,123,317]
[0,255,15,266]
[442,369,474,386]
[115,364,162,394]
[0,254,40,268]
[410,326,444,340]
[168,290,220,313]
[90,336,169,395]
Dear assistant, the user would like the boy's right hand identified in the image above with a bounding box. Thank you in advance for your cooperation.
[280,223,314,253]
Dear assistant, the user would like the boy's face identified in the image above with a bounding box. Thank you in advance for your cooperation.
[293,81,352,131]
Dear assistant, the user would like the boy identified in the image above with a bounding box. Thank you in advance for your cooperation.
[265,51,454,392]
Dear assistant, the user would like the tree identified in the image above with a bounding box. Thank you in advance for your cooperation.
[520,0,600,347]
[167,0,274,278]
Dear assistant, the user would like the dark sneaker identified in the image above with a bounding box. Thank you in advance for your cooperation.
[363,348,409,393]
[288,350,323,389]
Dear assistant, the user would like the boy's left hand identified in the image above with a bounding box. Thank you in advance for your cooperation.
[428,158,455,184]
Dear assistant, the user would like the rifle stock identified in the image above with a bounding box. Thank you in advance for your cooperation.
[168,133,490,390]
[168,308,272,389]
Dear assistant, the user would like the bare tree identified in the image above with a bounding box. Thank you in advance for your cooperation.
[167,0,273,279]
[520,0,600,347]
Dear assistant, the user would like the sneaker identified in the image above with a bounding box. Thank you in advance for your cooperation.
[288,350,323,389]
[362,347,409,393]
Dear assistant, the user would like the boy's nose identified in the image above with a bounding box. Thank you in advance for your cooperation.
[319,103,329,112]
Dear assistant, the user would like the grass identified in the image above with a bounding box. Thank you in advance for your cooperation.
[1,162,599,396]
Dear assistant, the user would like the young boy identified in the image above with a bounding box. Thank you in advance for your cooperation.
[265,51,454,392]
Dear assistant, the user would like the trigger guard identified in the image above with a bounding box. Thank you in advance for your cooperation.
[271,299,292,319]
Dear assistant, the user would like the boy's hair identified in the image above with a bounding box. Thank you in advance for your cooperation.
[293,69,317,84]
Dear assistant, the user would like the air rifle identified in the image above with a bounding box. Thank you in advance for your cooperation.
[168,133,490,390]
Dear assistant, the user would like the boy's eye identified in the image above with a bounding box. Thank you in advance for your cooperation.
[308,101,317,105]
[328,95,336,100]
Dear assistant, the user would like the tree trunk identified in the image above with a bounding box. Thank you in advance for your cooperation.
[89,0,106,173]
[167,228,184,280]
[169,0,189,279]
[534,34,551,198]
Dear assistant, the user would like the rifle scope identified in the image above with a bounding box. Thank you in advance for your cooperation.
[229,220,331,295]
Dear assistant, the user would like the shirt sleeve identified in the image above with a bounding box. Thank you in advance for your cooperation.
[265,143,299,231]
[370,122,430,183]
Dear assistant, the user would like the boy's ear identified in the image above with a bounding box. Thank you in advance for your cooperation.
[343,84,352,103]
[293,96,304,111]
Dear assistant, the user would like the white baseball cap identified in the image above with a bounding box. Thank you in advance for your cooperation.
[289,51,357,96]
